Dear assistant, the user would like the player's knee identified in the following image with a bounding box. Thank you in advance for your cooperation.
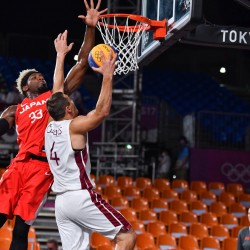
[115,229,136,249]
[129,229,137,247]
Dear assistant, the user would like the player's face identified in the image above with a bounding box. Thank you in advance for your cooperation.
[46,242,57,250]
[26,72,48,94]
[66,95,79,118]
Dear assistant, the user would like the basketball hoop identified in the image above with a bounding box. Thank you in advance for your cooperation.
[97,14,167,75]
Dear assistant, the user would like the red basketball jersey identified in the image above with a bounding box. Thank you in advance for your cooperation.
[14,91,52,161]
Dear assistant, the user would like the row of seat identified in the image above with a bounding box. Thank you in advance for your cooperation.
[94,175,245,199]
[117,207,245,237]
[92,177,249,219]
[89,176,246,249]
[90,227,238,250]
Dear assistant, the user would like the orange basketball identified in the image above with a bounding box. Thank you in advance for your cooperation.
[88,44,117,68]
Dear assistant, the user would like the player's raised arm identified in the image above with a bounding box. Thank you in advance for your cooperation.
[63,0,107,95]
[52,30,74,94]
[71,50,117,134]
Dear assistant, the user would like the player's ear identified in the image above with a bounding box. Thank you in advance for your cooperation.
[66,105,72,113]
[22,85,29,92]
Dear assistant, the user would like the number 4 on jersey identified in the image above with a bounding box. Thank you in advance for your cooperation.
[50,142,60,166]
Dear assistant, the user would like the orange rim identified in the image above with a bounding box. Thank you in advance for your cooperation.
[99,13,167,39]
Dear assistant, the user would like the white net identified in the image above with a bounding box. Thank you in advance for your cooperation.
[97,16,149,75]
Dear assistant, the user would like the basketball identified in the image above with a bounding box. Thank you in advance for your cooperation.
[88,44,117,68]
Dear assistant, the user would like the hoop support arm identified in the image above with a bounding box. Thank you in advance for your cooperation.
[150,19,167,40]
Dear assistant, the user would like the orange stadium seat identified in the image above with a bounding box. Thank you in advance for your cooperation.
[34,242,41,250]
[200,212,219,230]
[142,187,160,204]
[240,214,250,226]
[123,186,141,201]
[157,234,177,250]
[90,173,96,183]
[231,225,243,238]
[0,226,12,239]
[90,232,112,249]
[110,196,129,210]
[146,221,167,239]
[97,175,115,189]
[116,176,133,194]
[219,192,236,208]
[103,185,122,201]
[1,220,11,230]
[190,200,207,216]
[95,184,103,194]
[179,211,198,227]
[200,236,220,250]
[119,208,137,223]
[169,222,187,239]
[161,189,179,202]
[28,226,37,243]
[136,232,156,250]
[180,189,197,205]
[0,238,11,250]
[35,242,41,250]
[178,235,199,250]
[226,183,244,200]
[229,202,246,219]
[220,213,239,230]
[139,209,158,225]
[130,220,145,235]
[159,210,178,231]
[222,237,238,250]
[190,180,207,197]
[169,199,188,215]
[150,198,168,214]
[200,190,217,206]
[153,178,170,196]
[239,193,250,208]
[28,242,38,250]
[130,197,149,216]
[171,179,188,194]
[135,177,152,190]
[210,201,227,221]
[97,245,114,250]
[189,222,209,240]
[210,224,230,242]
[208,182,225,196]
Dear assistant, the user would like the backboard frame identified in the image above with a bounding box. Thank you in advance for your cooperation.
[137,0,203,66]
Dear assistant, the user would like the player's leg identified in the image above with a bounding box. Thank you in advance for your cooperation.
[82,230,90,250]
[113,229,136,250]
[55,193,88,250]
[69,189,136,249]
[10,215,30,250]
[0,213,7,227]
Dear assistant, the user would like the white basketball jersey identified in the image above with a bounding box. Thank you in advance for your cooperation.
[44,120,95,193]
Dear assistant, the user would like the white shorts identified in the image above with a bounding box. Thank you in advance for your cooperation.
[55,189,131,250]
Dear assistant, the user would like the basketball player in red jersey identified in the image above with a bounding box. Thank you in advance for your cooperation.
[0,1,107,249]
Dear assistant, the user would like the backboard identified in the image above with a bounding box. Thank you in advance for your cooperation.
[138,0,203,65]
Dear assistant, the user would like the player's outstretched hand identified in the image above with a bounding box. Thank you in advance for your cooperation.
[78,0,107,27]
[92,50,117,76]
[54,30,74,56]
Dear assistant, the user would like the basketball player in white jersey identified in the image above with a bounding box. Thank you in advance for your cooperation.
[44,51,136,250]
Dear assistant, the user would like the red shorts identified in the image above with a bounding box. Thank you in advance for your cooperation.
[0,158,53,224]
